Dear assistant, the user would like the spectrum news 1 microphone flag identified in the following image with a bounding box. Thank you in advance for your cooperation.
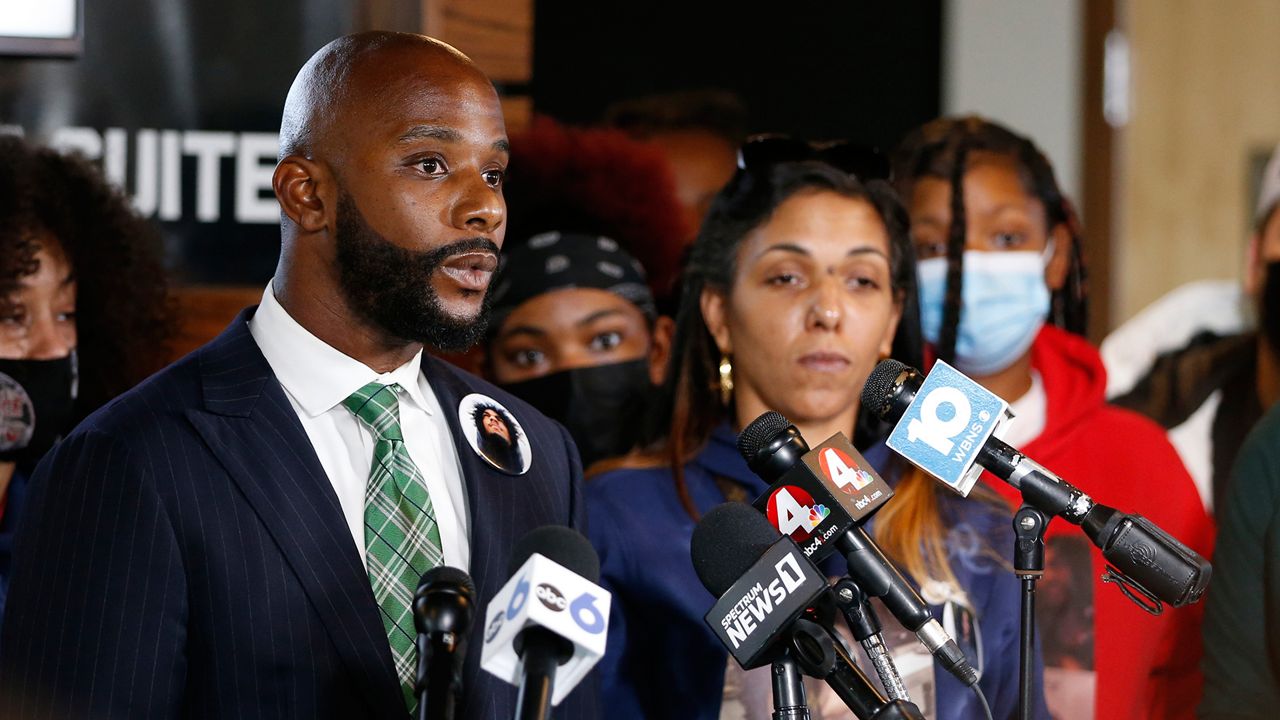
[692,503,929,720]
[479,531,610,706]
[694,508,829,668]
[738,415,981,687]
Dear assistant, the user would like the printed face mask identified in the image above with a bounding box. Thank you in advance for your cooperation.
[917,248,1052,376]
[0,352,78,468]
[499,359,651,468]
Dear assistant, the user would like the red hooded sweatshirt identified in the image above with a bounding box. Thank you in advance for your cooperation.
[981,325,1214,720]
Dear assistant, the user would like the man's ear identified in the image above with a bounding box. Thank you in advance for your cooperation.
[273,155,330,234]
[1246,232,1263,297]
[700,287,733,356]
[1045,223,1072,291]
[647,315,676,385]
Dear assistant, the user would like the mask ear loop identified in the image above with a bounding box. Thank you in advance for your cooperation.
[69,346,79,401]
[1040,238,1056,269]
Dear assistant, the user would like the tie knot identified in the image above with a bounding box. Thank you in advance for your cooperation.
[342,381,404,441]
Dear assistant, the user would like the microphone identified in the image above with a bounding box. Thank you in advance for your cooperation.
[413,566,476,720]
[737,412,980,687]
[861,358,1212,609]
[692,502,925,720]
[691,501,830,669]
[479,526,610,719]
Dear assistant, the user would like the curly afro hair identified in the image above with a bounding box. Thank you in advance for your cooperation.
[0,135,175,417]
[502,116,688,303]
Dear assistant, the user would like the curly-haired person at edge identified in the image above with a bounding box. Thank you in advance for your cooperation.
[0,135,174,621]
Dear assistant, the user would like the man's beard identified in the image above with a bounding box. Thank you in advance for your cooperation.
[335,190,497,352]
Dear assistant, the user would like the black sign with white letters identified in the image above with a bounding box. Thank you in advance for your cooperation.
[0,0,359,283]
[703,536,827,669]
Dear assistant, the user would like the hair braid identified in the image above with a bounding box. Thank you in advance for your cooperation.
[1053,195,1089,335]
[937,144,969,365]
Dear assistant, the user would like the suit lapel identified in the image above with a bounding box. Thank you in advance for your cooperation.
[185,310,404,719]
[423,356,541,717]
[420,355,520,607]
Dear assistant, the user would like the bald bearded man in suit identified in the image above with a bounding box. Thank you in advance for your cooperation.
[0,32,597,720]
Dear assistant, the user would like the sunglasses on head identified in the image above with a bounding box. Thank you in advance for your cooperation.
[737,134,891,182]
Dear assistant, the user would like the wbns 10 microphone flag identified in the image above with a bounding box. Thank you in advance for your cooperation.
[863,358,1211,610]
[883,360,1012,498]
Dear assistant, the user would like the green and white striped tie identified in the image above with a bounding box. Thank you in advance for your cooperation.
[343,381,443,714]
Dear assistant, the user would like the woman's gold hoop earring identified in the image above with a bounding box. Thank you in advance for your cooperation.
[718,354,734,406]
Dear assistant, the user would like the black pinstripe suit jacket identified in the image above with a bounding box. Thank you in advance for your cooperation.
[0,308,600,720]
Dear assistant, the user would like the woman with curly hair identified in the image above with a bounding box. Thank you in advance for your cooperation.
[0,135,175,618]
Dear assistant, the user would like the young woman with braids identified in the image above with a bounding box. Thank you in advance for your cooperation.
[893,116,1214,720]
[0,136,174,619]
[586,154,1046,719]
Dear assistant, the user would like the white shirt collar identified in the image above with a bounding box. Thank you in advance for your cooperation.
[251,281,433,418]
[997,369,1046,449]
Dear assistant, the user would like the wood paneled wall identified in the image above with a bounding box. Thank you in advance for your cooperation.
[1113,0,1280,324]
[423,0,533,130]
[170,286,265,359]
[1082,0,1115,339]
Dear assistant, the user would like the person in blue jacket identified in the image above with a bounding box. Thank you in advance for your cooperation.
[586,144,1048,719]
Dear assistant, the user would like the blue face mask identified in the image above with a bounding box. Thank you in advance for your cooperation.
[917,248,1052,376]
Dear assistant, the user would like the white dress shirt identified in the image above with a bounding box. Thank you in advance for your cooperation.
[996,369,1047,450]
[248,282,471,570]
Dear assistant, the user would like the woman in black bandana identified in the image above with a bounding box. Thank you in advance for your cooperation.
[484,231,673,470]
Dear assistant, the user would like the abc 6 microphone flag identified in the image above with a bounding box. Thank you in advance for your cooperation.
[480,552,611,705]
[886,360,1011,496]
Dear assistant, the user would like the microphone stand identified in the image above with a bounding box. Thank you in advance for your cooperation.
[831,578,910,702]
[415,626,462,720]
[513,628,571,720]
[1012,505,1048,720]
[771,653,811,720]
[787,619,925,720]
[416,629,432,720]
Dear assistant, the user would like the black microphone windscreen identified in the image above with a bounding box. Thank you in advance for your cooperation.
[861,359,909,420]
[418,565,476,600]
[509,525,601,583]
[691,502,782,597]
[737,411,792,462]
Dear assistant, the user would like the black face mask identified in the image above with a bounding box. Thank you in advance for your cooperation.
[1263,260,1280,358]
[0,353,77,468]
[500,359,652,469]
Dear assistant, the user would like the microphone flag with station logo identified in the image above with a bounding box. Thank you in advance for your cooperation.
[480,526,611,707]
